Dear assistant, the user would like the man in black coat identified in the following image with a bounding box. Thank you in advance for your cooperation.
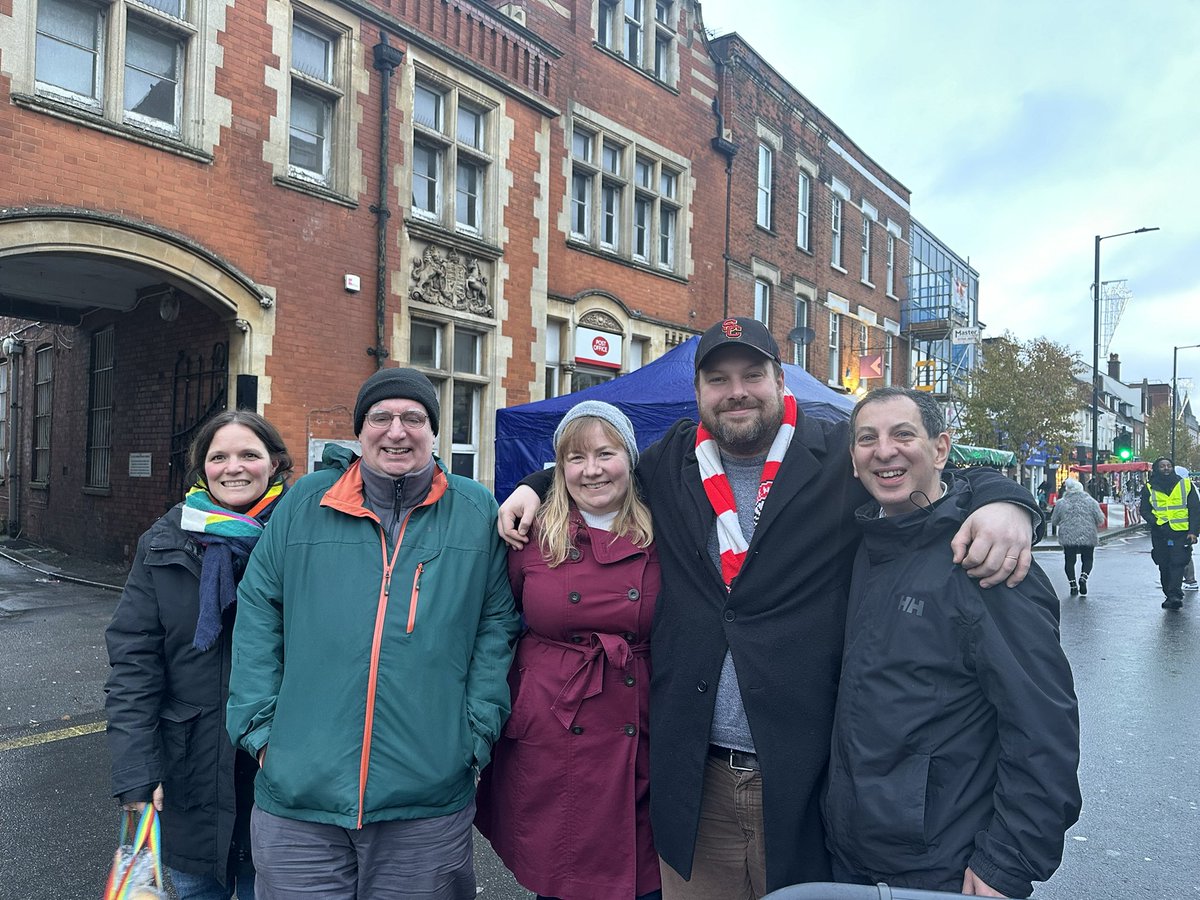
[500,317,1040,898]
[823,387,1080,898]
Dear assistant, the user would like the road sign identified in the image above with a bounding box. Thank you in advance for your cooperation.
[858,353,883,379]
[951,327,981,345]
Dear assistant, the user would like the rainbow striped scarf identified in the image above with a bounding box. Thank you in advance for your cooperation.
[180,479,283,536]
[181,479,285,650]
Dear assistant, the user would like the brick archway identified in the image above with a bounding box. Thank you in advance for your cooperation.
[0,211,270,324]
[0,209,275,394]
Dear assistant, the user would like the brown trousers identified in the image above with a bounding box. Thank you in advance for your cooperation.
[659,755,767,900]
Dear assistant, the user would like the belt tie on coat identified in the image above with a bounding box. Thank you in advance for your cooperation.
[529,631,649,730]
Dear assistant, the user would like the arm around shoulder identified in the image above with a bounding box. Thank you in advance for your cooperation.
[954,470,1040,588]
[962,468,1043,537]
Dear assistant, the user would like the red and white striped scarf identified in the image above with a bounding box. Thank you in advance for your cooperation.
[695,390,797,589]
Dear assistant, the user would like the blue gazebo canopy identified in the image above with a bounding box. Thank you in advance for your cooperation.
[493,336,854,499]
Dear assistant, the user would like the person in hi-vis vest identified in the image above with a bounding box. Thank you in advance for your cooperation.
[1139,457,1200,609]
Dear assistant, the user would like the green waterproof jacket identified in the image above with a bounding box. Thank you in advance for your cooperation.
[226,444,519,828]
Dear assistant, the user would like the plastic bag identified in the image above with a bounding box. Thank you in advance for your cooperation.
[103,804,166,900]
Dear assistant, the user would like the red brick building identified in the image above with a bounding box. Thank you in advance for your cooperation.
[708,33,911,395]
[0,0,559,559]
[515,0,726,397]
[0,1,911,562]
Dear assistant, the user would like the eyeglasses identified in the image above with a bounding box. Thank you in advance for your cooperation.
[364,410,429,429]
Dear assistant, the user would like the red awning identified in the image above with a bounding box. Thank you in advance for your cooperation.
[1068,461,1151,474]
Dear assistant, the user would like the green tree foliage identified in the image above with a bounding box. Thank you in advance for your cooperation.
[954,333,1089,464]
[1143,405,1200,471]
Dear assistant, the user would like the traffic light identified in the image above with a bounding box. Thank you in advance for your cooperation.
[1113,429,1132,461]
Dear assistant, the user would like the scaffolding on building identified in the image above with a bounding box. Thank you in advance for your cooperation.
[902,267,975,431]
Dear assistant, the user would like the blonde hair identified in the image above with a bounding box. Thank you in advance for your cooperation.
[537,416,654,567]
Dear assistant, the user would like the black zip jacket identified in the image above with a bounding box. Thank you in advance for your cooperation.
[823,475,1081,898]
[104,505,256,883]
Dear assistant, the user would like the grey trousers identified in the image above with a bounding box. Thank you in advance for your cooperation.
[250,802,476,899]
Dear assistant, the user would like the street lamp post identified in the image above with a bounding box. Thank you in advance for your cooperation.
[1091,227,1159,495]
[1172,343,1200,463]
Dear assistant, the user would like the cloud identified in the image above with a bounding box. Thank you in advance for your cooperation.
[924,89,1118,200]
[697,0,1200,389]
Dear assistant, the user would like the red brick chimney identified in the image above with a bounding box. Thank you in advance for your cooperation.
[1107,353,1121,381]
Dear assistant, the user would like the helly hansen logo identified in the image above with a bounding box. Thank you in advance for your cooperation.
[898,595,925,616]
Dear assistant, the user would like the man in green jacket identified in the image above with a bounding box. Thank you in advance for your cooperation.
[227,368,520,899]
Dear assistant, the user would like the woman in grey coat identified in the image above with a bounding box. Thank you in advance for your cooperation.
[1049,477,1105,596]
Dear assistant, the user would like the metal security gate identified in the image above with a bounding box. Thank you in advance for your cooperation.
[169,342,228,496]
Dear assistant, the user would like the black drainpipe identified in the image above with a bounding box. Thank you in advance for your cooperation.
[370,33,405,368]
[710,72,738,320]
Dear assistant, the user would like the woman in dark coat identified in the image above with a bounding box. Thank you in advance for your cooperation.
[476,401,661,900]
[105,410,292,900]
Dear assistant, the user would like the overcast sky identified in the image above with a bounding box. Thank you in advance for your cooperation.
[697,0,1199,397]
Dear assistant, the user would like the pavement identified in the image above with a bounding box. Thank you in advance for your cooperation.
[0,535,537,899]
[0,536,129,592]
[0,525,1187,899]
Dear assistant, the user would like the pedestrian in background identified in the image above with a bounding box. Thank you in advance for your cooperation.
[105,409,294,900]
[1140,457,1199,610]
[227,367,519,900]
[476,400,661,900]
[1035,478,1051,515]
[1050,477,1105,597]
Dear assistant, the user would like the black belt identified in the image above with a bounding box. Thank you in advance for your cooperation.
[708,744,759,771]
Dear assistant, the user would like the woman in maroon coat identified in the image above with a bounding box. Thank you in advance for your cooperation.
[476,400,661,900]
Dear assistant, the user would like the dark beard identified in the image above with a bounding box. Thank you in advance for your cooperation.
[700,401,785,458]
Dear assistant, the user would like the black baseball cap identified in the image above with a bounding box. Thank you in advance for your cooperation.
[695,317,781,372]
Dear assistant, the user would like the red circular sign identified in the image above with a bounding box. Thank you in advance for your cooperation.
[592,336,610,356]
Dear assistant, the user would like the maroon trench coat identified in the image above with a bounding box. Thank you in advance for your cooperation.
[476,517,661,900]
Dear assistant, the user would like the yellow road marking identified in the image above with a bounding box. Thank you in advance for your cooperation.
[0,719,105,752]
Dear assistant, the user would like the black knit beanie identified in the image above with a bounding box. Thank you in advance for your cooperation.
[353,368,440,435]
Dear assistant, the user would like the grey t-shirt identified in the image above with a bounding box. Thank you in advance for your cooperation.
[707,451,769,753]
